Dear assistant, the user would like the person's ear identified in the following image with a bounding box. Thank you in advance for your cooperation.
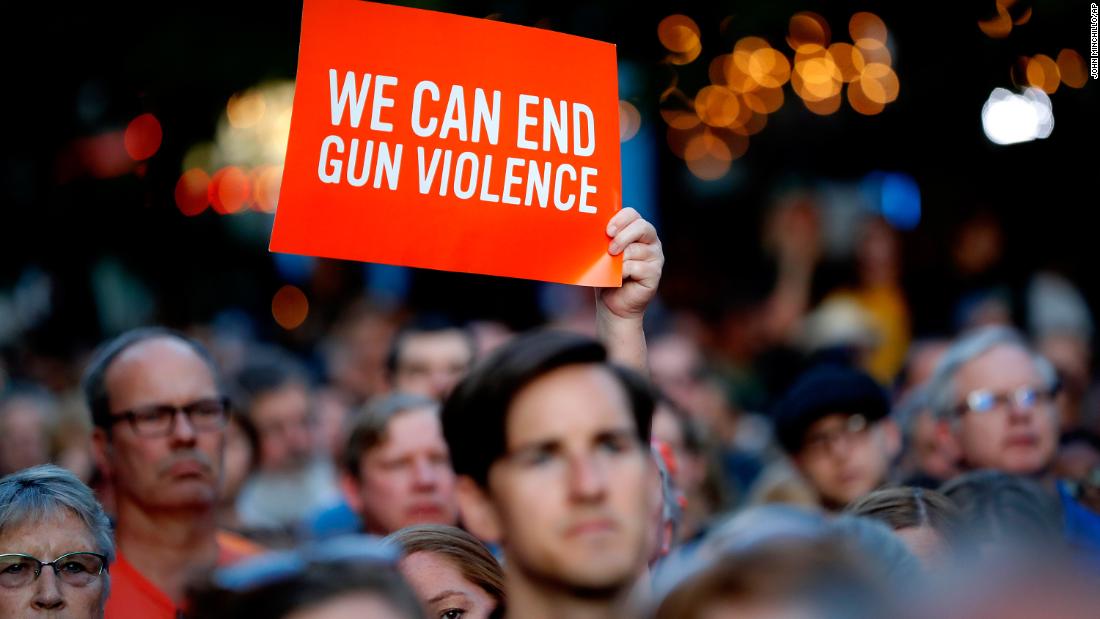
[934,417,963,464]
[91,427,113,481]
[454,476,503,544]
[880,419,902,459]
[339,470,364,515]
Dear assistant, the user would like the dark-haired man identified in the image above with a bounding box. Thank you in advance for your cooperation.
[443,331,656,619]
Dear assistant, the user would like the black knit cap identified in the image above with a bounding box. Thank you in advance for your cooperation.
[773,364,890,454]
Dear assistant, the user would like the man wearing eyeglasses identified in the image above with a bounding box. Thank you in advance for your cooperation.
[773,364,900,511]
[926,326,1060,477]
[83,327,255,619]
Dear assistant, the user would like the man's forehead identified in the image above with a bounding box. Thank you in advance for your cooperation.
[372,408,445,450]
[806,412,859,432]
[401,330,469,356]
[106,337,217,391]
[504,364,636,445]
[957,344,1040,387]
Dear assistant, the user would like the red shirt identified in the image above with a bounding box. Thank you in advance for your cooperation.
[104,531,263,619]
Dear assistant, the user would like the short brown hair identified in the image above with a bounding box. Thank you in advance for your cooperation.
[343,393,439,478]
[385,524,505,612]
[846,486,962,542]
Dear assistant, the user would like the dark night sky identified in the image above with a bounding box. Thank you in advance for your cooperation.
[0,0,1095,352]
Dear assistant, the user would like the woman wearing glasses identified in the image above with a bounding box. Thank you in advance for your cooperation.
[0,464,114,619]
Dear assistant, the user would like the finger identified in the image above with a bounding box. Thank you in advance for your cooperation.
[622,259,662,287]
[609,218,658,255]
[623,241,661,262]
[606,207,639,236]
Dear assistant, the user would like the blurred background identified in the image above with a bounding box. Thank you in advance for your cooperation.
[0,0,1094,420]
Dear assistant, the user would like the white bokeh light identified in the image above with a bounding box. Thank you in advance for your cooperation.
[981,87,1054,145]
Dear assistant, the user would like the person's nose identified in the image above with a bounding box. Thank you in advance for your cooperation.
[430,371,456,400]
[411,456,438,489]
[567,453,608,502]
[1006,395,1038,424]
[169,409,199,445]
[288,423,314,455]
[31,568,65,611]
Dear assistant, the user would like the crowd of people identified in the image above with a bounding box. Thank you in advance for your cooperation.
[1,204,1099,619]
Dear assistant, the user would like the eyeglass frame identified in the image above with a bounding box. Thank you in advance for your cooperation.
[109,396,231,438]
[954,385,1056,417]
[0,552,108,588]
[801,413,871,455]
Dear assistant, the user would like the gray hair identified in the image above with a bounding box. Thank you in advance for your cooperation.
[0,464,115,564]
[925,326,1058,421]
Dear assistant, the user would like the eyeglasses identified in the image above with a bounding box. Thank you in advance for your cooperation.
[802,414,870,454]
[111,397,230,438]
[955,387,1054,416]
[0,552,108,588]
[213,535,397,591]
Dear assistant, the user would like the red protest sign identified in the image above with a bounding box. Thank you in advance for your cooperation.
[270,0,623,286]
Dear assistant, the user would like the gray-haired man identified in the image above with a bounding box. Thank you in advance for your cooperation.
[926,326,1060,477]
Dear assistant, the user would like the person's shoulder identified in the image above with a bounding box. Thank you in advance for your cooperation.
[216,529,266,566]
[104,552,178,619]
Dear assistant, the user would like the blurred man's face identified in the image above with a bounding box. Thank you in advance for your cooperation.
[250,382,315,473]
[951,345,1059,475]
[796,413,897,509]
[0,399,51,476]
[650,406,705,502]
[96,338,224,511]
[484,364,652,594]
[911,409,959,481]
[392,331,472,401]
[351,408,457,535]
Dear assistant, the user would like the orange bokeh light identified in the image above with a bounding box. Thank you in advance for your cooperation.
[272,285,309,330]
[709,54,733,85]
[660,89,701,130]
[742,86,784,114]
[829,42,865,83]
[666,125,703,159]
[667,42,703,65]
[1026,54,1061,94]
[1057,49,1088,88]
[859,64,899,104]
[124,113,162,161]
[978,4,1012,38]
[658,15,701,53]
[695,86,741,127]
[748,47,791,89]
[252,165,283,213]
[174,169,210,216]
[685,130,734,181]
[848,79,886,115]
[803,91,842,115]
[849,13,888,47]
[793,56,842,101]
[787,12,830,52]
[855,38,891,66]
[209,166,251,215]
[730,110,767,136]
